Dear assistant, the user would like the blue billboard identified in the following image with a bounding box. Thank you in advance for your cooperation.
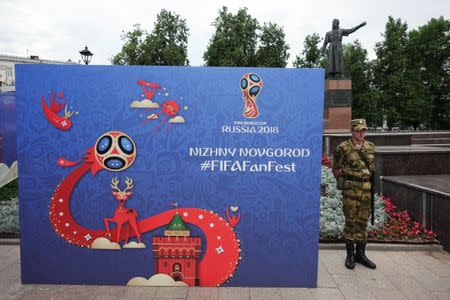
[16,65,324,287]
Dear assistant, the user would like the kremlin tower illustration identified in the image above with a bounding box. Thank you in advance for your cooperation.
[152,208,202,286]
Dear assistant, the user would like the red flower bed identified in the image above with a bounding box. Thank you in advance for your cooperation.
[368,195,437,241]
[322,154,332,168]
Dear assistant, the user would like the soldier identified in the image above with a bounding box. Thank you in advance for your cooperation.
[332,119,376,269]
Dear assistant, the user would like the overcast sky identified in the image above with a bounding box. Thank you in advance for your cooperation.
[1,0,449,66]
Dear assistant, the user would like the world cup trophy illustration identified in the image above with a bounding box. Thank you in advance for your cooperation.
[240,73,263,118]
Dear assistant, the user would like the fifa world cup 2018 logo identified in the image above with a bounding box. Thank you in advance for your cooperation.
[240,73,263,119]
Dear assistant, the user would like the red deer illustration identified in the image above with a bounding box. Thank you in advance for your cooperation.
[104,177,142,244]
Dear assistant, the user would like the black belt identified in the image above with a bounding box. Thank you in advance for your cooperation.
[344,175,371,182]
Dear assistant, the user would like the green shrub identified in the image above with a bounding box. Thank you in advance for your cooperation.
[0,179,18,202]
[0,197,19,233]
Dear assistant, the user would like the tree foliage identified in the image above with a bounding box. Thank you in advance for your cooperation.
[408,17,450,129]
[343,41,380,126]
[112,9,189,66]
[203,7,258,66]
[373,16,433,129]
[256,22,290,67]
[373,16,409,128]
[204,7,289,67]
[111,24,146,65]
[293,33,325,68]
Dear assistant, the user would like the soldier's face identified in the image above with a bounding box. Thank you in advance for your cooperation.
[351,128,366,143]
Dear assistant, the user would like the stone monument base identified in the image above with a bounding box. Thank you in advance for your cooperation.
[324,107,351,130]
[323,79,352,130]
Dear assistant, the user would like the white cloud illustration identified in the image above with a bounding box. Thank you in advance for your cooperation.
[169,116,185,123]
[127,274,188,286]
[123,241,146,249]
[90,237,121,250]
[130,99,160,108]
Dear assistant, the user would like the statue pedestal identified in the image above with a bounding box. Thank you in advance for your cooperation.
[323,79,352,130]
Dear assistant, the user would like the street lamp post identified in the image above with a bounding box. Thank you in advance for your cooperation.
[79,46,93,65]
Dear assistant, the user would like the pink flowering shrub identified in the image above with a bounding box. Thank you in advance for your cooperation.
[368,195,437,241]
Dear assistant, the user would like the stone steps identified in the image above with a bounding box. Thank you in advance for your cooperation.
[412,143,450,148]
[411,137,450,144]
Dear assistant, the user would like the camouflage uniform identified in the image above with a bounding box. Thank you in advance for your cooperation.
[333,138,375,242]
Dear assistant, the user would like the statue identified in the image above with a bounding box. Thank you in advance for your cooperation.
[321,19,367,78]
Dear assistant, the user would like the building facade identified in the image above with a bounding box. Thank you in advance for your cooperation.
[0,54,76,92]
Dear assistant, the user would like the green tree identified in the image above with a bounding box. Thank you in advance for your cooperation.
[112,9,189,66]
[203,7,259,66]
[399,70,433,129]
[142,9,189,65]
[111,24,146,65]
[373,16,432,129]
[293,33,325,68]
[373,16,408,128]
[408,17,450,129]
[256,22,290,67]
[343,41,380,127]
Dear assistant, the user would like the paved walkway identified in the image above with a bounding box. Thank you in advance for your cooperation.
[1,245,449,299]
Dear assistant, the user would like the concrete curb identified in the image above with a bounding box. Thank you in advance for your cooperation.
[320,242,444,251]
[0,238,20,245]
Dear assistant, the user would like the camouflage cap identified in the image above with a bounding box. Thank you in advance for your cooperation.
[350,119,367,131]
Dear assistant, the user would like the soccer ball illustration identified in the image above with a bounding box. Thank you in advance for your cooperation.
[94,131,136,171]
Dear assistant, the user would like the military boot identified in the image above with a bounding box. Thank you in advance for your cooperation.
[345,241,355,269]
[355,242,376,269]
